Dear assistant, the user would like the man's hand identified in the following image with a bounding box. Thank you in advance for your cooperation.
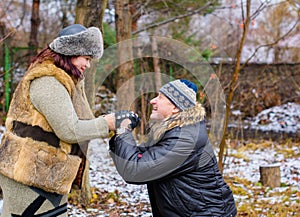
[115,110,140,130]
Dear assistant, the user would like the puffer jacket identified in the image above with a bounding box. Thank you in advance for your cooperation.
[109,104,237,217]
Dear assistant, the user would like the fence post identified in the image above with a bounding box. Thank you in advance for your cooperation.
[4,44,11,113]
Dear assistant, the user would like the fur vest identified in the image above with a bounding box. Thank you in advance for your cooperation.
[0,60,94,195]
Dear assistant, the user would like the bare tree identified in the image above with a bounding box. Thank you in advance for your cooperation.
[28,0,40,60]
[73,0,108,206]
[132,1,214,35]
[113,0,217,115]
[218,0,252,173]
[114,0,135,110]
[216,0,300,172]
[245,1,300,63]
[76,0,107,109]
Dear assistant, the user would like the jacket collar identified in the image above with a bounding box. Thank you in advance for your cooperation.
[145,103,206,145]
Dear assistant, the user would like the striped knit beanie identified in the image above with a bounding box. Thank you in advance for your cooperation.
[159,79,197,111]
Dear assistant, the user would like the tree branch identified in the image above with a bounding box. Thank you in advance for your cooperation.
[241,19,300,68]
[250,1,269,20]
[15,0,28,29]
[132,0,152,21]
[132,1,214,35]
[0,29,16,44]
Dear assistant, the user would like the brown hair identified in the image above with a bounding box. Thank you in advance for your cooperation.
[30,47,82,79]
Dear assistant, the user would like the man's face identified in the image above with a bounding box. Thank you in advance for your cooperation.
[150,92,179,120]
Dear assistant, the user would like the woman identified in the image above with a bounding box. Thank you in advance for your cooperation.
[0,24,115,217]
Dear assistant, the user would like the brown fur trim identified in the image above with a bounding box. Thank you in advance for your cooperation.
[0,132,81,194]
[6,60,75,133]
[145,103,206,145]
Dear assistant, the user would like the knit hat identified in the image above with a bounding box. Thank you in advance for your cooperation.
[49,24,103,59]
[159,79,198,111]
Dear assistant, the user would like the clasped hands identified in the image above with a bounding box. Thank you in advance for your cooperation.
[103,110,140,133]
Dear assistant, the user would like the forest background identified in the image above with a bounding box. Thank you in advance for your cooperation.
[0,0,300,216]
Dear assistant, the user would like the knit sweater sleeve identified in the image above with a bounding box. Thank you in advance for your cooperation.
[29,76,109,143]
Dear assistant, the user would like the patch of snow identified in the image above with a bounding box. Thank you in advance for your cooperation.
[88,139,150,205]
[67,205,87,217]
[83,138,151,216]
[249,102,300,133]
[0,126,5,142]
[224,145,300,188]
[232,110,243,116]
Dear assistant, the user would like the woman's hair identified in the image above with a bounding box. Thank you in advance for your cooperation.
[30,47,82,79]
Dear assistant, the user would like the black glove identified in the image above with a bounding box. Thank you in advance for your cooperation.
[115,110,140,130]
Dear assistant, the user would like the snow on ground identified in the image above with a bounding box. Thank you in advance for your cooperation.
[224,144,300,188]
[68,138,152,217]
[223,144,300,216]
[0,102,299,216]
[68,102,300,216]
[249,102,300,133]
[67,137,300,216]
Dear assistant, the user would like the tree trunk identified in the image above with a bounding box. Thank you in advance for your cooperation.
[259,164,281,188]
[76,0,107,110]
[0,21,8,121]
[28,0,40,61]
[218,0,251,173]
[74,0,107,206]
[115,0,135,110]
[151,37,162,92]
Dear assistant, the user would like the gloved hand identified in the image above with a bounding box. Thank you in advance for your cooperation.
[115,110,140,130]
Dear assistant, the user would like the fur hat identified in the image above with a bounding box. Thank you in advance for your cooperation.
[49,24,103,59]
[159,79,197,111]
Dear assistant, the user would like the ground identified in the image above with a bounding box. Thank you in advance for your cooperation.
[67,138,300,217]
[68,102,300,216]
[0,102,299,217]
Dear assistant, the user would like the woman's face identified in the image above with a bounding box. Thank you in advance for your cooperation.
[71,56,92,74]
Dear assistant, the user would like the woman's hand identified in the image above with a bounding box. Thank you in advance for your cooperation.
[103,113,116,131]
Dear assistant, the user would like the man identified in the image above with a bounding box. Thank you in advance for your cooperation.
[109,79,237,216]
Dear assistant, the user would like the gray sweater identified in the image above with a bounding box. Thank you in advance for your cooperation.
[29,76,108,143]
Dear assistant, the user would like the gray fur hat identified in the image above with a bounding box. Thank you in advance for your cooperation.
[49,24,103,59]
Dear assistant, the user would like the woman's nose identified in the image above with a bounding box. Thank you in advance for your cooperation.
[86,61,91,68]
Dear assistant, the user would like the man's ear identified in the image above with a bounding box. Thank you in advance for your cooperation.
[171,106,180,114]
